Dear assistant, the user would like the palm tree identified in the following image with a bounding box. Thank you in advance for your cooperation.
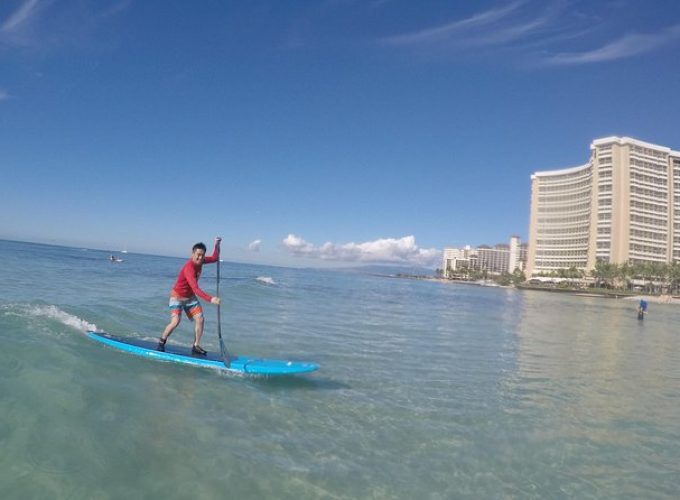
[668,262,680,295]
[594,260,619,288]
[651,262,669,294]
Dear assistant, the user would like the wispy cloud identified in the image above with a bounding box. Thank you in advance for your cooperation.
[382,1,527,46]
[0,88,10,101]
[282,234,440,266]
[1,0,131,48]
[248,239,262,252]
[545,23,680,65]
[379,1,680,67]
[1,0,41,33]
[94,0,132,23]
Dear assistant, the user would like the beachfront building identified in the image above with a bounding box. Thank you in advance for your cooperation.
[442,236,527,278]
[527,136,680,277]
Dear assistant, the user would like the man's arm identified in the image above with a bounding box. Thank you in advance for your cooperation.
[204,236,222,264]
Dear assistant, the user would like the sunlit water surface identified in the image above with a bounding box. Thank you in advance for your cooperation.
[1,240,679,498]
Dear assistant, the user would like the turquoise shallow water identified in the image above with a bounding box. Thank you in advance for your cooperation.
[1,239,679,498]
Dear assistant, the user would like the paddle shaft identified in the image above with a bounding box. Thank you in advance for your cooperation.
[216,257,231,366]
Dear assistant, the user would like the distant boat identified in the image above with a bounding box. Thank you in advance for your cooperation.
[121,249,128,254]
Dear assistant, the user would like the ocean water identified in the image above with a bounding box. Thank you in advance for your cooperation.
[1,239,679,499]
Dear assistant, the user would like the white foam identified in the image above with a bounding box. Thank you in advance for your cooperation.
[23,304,98,333]
[256,276,276,286]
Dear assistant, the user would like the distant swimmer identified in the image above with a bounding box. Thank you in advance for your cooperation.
[110,255,116,262]
[637,299,648,320]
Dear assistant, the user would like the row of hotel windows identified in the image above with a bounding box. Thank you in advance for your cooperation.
[538,192,591,204]
[630,186,668,199]
[540,171,592,183]
[538,215,590,224]
[538,227,590,235]
[534,260,588,268]
[535,239,589,246]
[630,145,668,159]
[630,158,668,174]
[597,213,670,226]
[538,179,591,193]
[631,172,668,186]
[630,201,668,213]
[538,202,590,214]
[631,214,667,225]
[630,229,667,241]
[630,258,667,264]
[630,244,667,255]
[536,250,589,257]
[596,222,668,234]
[630,168,670,185]
[538,193,590,205]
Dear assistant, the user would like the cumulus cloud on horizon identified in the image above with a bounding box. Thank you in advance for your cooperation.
[248,239,262,252]
[282,234,440,267]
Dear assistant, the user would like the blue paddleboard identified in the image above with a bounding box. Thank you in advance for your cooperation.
[87,331,319,376]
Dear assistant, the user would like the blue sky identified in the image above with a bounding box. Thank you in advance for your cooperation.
[1,0,680,267]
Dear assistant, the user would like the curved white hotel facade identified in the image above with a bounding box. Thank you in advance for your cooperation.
[527,137,680,277]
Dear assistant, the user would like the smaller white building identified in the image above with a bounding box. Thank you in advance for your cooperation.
[442,236,526,278]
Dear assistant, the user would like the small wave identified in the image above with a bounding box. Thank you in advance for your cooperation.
[256,276,277,286]
[3,304,98,333]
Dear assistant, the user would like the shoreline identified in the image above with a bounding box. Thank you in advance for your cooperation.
[391,274,680,305]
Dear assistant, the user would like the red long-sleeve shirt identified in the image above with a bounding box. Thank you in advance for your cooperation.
[171,244,219,301]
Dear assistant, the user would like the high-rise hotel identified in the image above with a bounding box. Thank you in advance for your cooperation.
[527,136,680,277]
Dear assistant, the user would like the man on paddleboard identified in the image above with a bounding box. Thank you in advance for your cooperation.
[157,237,221,355]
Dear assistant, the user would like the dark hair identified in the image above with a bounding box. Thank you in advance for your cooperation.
[192,242,207,253]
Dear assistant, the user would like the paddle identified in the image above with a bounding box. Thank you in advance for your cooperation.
[216,251,231,367]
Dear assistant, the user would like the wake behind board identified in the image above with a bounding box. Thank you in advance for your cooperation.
[87,331,319,376]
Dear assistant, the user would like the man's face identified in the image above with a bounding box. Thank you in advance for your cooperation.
[192,249,206,265]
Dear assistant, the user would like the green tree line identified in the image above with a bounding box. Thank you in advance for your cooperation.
[439,260,680,294]
[441,264,527,287]
[536,261,680,295]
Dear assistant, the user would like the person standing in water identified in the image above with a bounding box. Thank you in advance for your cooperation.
[157,237,221,354]
[637,299,648,320]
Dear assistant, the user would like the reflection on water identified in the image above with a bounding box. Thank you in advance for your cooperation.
[504,290,680,496]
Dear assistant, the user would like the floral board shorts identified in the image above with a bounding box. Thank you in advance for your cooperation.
[169,295,203,320]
